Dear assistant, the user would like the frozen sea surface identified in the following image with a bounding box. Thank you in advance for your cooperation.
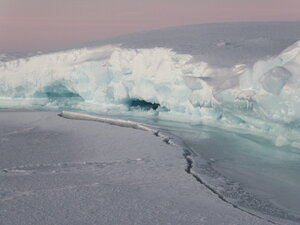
[0,111,279,225]
[162,123,300,223]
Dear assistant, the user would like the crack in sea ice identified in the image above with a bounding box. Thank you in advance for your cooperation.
[0,159,145,176]
[182,148,294,225]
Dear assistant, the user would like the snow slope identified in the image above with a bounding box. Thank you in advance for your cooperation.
[0,22,300,147]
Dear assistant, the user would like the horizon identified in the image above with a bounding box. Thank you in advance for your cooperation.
[1,0,300,53]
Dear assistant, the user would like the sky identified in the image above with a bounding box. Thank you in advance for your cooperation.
[1,0,299,53]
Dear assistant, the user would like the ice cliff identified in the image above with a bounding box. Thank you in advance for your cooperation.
[0,23,300,148]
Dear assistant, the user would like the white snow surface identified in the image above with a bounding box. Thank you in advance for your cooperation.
[0,22,300,147]
[0,111,278,225]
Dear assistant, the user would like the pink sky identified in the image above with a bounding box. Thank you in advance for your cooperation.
[1,0,299,53]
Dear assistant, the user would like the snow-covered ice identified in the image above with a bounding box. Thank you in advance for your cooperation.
[0,111,278,225]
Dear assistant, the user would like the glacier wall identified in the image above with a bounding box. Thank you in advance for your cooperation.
[0,41,300,147]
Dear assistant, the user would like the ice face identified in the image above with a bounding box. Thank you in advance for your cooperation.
[260,67,291,95]
[0,38,300,147]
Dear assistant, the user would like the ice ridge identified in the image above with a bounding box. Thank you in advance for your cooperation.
[0,40,300,147]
